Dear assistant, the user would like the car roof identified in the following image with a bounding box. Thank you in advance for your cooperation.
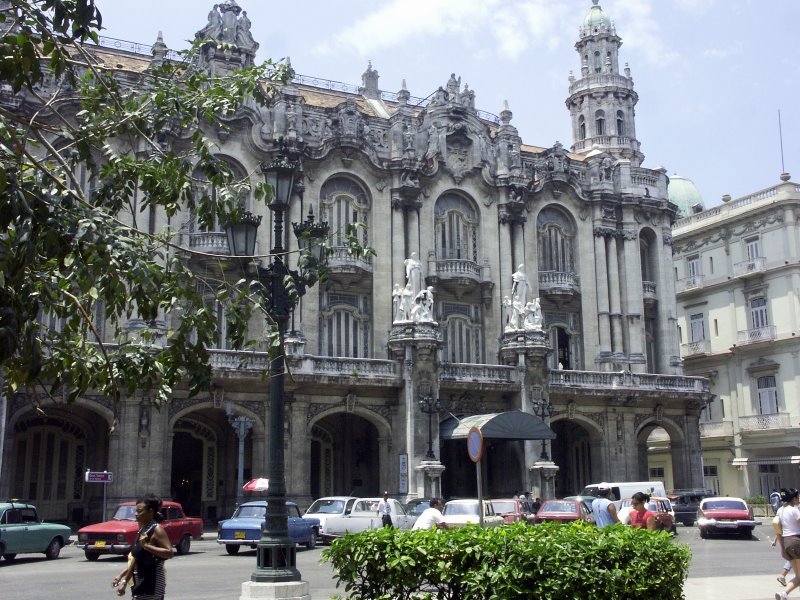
[311,496,357,501]
[0,501,35,510]
[118,500,183,507]
[240,500,298,507]
[700,496,746,503]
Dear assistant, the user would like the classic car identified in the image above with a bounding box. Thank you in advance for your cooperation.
[405,498,435,523]
[77,500,203,560]
[217,501,320,554]
[302,496,357,543]
[489,498,536,525]
[0,501,73,561]
[696,496,759,539]
[441,499,504,528]
[322,497,415,538]
[533,499,593,524]
[617,497,676,533]
[669,491,710,526]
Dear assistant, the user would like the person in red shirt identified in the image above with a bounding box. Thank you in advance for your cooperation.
[629,492,657,530]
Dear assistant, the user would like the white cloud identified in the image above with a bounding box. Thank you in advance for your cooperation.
[608,0,680,67]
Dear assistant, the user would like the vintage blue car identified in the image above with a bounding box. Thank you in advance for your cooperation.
[217,501,320,555]
[0,501,73,561]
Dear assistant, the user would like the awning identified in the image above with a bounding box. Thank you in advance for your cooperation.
[440,411,556,441]
[730,456,800,467]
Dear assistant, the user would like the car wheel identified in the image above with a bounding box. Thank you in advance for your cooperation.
[85,550,100,561]
[176,535,191,555]
[45,538,62,560]
[699,527,708,539]
[740,528,753,540]
[225,544,240,555]
[3,553,17,561]
[305,529,317,549]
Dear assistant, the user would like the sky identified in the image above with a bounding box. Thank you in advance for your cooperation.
[96,0,799,209]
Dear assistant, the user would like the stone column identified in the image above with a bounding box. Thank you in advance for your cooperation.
[415,461,446,498]
[593,233,612,363]
[607,235,624,357]
[500,218,515,300]
[622,231,646,371]
[657,232,681,373]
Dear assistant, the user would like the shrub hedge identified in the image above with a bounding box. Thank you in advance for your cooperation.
[322,521,690,599]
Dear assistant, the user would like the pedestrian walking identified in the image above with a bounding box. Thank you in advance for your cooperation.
[591,482,620,528]
[773,490,784,515]
[531,497,542,514]
[774,488,800,600]
[112,493,173,599]
[376,491,393,528]
[412,498,449,530]
[629,492,657,530]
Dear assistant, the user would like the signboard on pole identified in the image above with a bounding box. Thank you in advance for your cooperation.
[85,471,114,483]
[399,453,409,494]
[466,427,484,463]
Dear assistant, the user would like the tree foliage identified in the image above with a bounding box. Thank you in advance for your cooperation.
[0,0,299,421]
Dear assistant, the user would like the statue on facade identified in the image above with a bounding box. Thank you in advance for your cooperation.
[424,124,441,160]
[511,264,532,307]
[411,286,435,323]
[446,73,461,100]
[523,298,543,331]
[196,5,223,40]
[392,284,404,322]
[503,294,526,331]
[404,252,423,296]
[235,11,256,48]
[403,123,415,152]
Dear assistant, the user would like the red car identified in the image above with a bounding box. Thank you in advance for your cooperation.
[77,501,203,560]
[534,499,592,524]
[696,496,759,539]
[490,498,536,525]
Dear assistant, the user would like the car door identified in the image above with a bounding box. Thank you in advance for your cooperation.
[286,505,303,543]
[19,507,44,552]
[391,501,411,529]
[1,508,27,554]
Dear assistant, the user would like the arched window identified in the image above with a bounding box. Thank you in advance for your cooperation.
[616,110,625,136]
[537,207,576,273]
[639,229,656,283]
[593,51,602,73]
[320,292,371,358]
[441,303,482,363]
[578,115,586,140]
[191,157,250,232]
[594,110,605,136]
[434,193,479,262]
[319,177,370,248]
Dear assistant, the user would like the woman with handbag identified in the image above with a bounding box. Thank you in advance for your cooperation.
[112,494,173,599]
[774,488,800,600]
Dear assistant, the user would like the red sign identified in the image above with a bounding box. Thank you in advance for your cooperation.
[85,471,113,483]
[467,427,484,463]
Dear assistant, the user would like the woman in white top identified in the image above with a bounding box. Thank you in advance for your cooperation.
[775,488,800,600]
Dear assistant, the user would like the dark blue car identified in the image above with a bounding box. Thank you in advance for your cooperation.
[217,501,320,555]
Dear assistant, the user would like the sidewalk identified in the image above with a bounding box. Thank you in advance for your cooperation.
[686,574,788,600]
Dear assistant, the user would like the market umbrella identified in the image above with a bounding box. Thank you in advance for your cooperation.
[242,477,269,492]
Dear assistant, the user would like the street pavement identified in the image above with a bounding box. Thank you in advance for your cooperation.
[0,520,792,599]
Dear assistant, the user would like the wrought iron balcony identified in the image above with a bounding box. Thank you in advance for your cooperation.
[736,325,776,344]
[682,339,710,357]
[699,420,734,438]
[676,274,704,293]
[739,412,791,431]
[733,256,766,276]
[538,271,580,296]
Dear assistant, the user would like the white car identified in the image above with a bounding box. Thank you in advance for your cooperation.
[322,497,415,538]
[441,499,504,528]
[302,496,357,543]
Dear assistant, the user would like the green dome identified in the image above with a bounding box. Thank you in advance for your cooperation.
[668,175,705,217]
[584,0,612,32]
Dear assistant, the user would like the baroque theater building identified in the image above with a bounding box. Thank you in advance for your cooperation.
[1,0,710,522]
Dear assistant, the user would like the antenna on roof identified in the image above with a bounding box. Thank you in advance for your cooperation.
[778,109,786,174]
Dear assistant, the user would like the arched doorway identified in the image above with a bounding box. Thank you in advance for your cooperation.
[550,418,599,497]
[636,415,687,491]
[171,417,222,520]
[309,411,380,498]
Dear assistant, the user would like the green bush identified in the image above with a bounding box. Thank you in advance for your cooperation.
[322,522,690,600]
[745,495,767,505]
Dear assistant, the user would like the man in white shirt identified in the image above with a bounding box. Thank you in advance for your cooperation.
[591,483,620,528]
[376,491,393,528]
[412,498,449,530]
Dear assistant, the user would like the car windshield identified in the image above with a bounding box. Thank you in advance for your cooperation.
[406,502,428,516]
[443,503,479,516]
[113,505,136,520]
[490,501,516,514]
[233,506,266,519]
[541,501,576,513]
[704,500,746,511]
[352,500,380,514]
[306,499,345,514]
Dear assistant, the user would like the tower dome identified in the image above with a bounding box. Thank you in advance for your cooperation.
[583,0,612,35]
[668,174,705,217]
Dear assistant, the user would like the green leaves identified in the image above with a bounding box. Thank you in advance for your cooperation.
[323,523,691,599]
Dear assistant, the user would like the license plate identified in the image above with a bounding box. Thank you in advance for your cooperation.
[95,541,106,548]
[234,531,246,539]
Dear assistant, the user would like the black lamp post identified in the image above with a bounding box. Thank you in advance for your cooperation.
[224,141,328,584]
[418,394,443,460]
[532,398,555,461]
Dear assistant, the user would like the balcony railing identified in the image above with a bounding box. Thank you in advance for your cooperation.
[642,281,657,301]
[187,231,230,255]
[682,339,710,356]
[739,412,791,431]
[326,246,373,274]
[538,271,580,293]
[440,363,516,383]
[737,325,776,344]
[733,256,766,276]
[676,274,704,292]
[548,370,710,393]
[433,259,482,280]
[290,356,400,378]
[209,349,270,372]
[700,420,734,437]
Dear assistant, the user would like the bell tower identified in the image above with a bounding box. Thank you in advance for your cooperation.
[566,0,643,166]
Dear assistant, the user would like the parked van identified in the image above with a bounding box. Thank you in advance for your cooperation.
[580,481,666,502]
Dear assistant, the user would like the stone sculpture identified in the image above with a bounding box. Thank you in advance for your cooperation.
[511,264,532,307]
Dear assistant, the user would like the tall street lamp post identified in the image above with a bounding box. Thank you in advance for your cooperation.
[224,141,328,584]
[418,394,443,460]
[532,398,555,460]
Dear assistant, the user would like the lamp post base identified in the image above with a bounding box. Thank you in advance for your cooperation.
[251,537,301,583]
[240,580,311,600]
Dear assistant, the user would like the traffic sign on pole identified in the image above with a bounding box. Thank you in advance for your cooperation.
[466,427,484,463]
[85,471,114,483]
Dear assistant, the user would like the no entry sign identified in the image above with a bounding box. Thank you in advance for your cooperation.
[466,427,484,463]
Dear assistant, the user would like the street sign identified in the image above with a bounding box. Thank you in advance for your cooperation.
[85,471,113,483]
[467,426,484,463]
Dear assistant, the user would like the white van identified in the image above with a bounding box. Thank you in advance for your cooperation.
[580,481,666,502]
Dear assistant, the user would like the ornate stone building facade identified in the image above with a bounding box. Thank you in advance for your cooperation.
[1,0,710,522]
[672,175,800,498]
